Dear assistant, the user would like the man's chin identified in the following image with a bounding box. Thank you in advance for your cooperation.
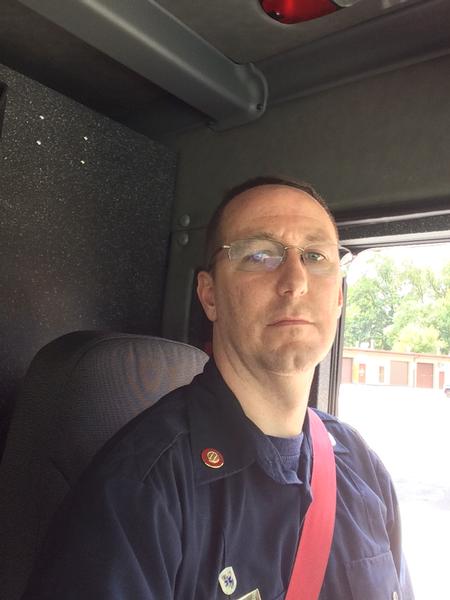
[260,346,319,375]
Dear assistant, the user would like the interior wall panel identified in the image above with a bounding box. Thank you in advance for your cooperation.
[173,54,450,227]
[0,65,176,444]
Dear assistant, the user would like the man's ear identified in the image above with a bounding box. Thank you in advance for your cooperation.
[197,270,217,322]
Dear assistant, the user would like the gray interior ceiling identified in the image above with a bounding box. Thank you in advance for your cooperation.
[2,0,447,138]
[1,1,168,116]
[157,0,422,63]
[17,0,270,131]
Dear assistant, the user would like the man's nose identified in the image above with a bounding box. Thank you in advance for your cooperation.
[275,248,308,296]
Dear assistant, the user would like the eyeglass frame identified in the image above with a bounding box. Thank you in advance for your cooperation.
[207,238,353,275]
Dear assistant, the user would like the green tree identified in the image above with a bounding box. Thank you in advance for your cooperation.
[430,289,450,353]
[397,261,443,303]
[392,323,442,354]
[345,254,400,349]
[344,252,450,353]
[384,297,434,349]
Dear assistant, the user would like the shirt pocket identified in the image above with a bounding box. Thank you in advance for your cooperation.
[345,551,402,600]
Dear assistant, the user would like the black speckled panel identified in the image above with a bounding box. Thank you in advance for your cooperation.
[0,65,177,441]
[0,81,6,136]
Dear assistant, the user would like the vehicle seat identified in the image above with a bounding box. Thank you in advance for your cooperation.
[0,331,209,600]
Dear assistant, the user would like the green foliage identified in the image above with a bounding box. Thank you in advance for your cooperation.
[430,289,450,354]
[345,254,400,350]
[344,251,450,354]
[392,324,442,354]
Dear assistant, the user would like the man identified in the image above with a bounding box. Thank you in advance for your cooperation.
[23,177,413,599]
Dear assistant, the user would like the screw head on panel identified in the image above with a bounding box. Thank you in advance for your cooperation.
[177,232,189,246]
[179,214,191,227]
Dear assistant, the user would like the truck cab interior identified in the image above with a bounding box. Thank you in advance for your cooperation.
[1,0,450,598]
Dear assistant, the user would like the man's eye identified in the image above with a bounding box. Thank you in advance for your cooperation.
[243,251,271,263]
[303,250,327,263]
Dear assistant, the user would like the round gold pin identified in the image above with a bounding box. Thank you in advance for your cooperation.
[201,448,224,469]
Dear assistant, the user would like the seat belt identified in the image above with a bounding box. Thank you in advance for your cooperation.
[285,408,337,600]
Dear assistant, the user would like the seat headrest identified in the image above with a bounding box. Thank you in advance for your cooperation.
[0,331,209,600]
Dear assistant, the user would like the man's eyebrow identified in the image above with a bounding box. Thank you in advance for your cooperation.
[234,230,335,243]
[303,231,335,243]
[249,231,279,240]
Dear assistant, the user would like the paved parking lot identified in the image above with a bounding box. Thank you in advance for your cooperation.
[339,384,450,600]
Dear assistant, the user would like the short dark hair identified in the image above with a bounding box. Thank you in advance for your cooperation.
[204,176,337,269]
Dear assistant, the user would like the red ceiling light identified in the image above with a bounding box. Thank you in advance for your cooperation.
[261,0,342,23]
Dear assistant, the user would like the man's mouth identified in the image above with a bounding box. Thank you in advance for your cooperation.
[268,317,313,326]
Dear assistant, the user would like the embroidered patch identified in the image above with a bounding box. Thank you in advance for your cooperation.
[218,566,237,595]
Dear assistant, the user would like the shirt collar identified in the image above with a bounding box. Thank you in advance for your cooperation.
[314,410,351,455]
[188,359,257,486]
[187,359,348,486]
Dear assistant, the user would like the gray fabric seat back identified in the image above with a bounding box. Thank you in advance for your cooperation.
[0,331,208,600]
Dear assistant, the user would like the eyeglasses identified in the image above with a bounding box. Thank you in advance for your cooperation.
[209,238,353,276]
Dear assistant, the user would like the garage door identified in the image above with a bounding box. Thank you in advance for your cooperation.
[417,362,433,388]
[390,361,409,386]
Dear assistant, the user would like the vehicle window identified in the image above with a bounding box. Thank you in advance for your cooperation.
[339,243,450,600]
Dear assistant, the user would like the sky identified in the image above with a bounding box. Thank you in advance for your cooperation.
[346,242,450,284]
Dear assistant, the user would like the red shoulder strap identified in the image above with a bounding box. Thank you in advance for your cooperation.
[285,408,336,600]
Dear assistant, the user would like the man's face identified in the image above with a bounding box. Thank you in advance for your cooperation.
[197,185,343,376]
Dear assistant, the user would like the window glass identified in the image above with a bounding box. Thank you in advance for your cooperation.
[339,243,450,600]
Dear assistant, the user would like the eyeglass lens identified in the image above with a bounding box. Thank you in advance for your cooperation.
[228,239,352,274]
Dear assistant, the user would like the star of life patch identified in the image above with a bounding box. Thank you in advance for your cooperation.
[218,566,237,595]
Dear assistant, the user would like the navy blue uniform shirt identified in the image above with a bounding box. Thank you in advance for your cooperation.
[23,360,414,600]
